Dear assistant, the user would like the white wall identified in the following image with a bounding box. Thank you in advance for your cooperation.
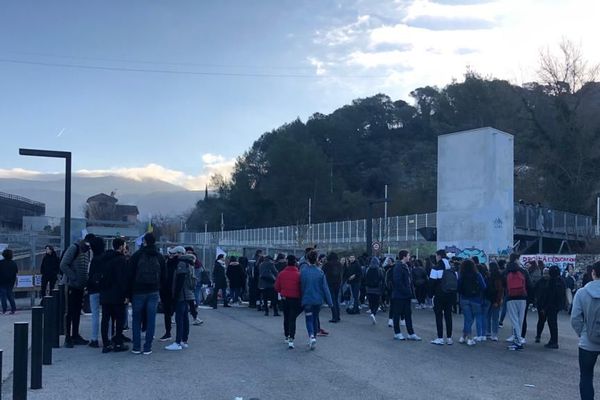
[437,127,514,258]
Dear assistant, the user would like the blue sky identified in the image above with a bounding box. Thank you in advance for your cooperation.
[1,0,598,189]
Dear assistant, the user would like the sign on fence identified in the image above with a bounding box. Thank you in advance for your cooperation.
[519,254,576,272]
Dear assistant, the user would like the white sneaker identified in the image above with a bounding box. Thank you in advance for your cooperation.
[467,339,476,346]
[181,342,189,349]
[459,336,466,344]
[479,336,487,342]
[446,338,454,345]
[505,335,515,342]
[431,338,445,345]
[366,309,372,314]
[388,319,393,327]
[400,320,406,326]
[370,314,377,325]
[288,341,294,349]
[520,338,527,345]
[394,333,406,341]
[309,336,317,350]
[407,334,422,341]
[165,343,183,351]
[491,336,499,342]
[192,318,204,326]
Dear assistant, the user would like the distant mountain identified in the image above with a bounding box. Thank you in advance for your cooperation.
[0,175,205,218]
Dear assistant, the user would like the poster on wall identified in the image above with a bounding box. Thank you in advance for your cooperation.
[519,254,576,272]
[16,275,34,288]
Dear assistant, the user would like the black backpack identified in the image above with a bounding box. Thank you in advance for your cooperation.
[135,252,161,285]
[365,267,380,289]
[441,269,458,294]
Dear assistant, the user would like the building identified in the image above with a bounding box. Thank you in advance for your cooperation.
[86,193,139,222]
[0,191,45,231]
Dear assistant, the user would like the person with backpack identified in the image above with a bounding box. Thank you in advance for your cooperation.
[227,256,246,306]
[504,253,533,351]
[365,256,384,325]
[535,266,566,349]
[571,261,600,400]
[346,255,362,314]
[0,249,18,315]
[412,259,428,309]
[392,250,421,341]
[275,255,301,349]
[259,255,280,316]
[457,259,487,346]
[429,249,456,345]
[87,236,106,348]
[211,254,229,309]
[99,238,129,353]
[165,246,196,351]
[60,234,95,348]
[486,262,504,341]
[323,252,343,323]
[128,233,165,355]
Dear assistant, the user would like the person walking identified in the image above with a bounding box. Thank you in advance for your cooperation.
[571,261,600,400]
[128,233,164,355]
[536,266,566,349]
[364,256,384,325]
[430,250,456,345]
[275,255,301,349]
[165,247,196,351]
[300,250,333,350]
[504,253,533,351]
[211,254,229,309]
[259,255,279,316]
[60,234,95,348]
[392,250,421,341]
[0,249,18,314]
[457,259,486,346]
[226,256,246,306]
[323,252,343,323]
[87,236,106,348]
[40,245,60,297]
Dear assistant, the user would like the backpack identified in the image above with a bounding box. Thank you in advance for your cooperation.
[441,269,458,294]
[585,290,600,345]
[385,267,394,291]
[59,243,80,265]
[365,267,380,289]
[135,252,161,285]
[200,267,211,285]
[507,270,527,297]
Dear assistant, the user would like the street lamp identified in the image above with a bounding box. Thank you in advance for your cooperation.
[19,149,72,248]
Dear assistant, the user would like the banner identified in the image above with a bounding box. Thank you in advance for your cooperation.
[519,254,576,273]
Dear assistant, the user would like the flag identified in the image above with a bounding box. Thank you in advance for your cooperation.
[216,247,227,258]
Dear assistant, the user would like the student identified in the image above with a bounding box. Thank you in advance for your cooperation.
[227,256,246,306]
[40,245,60,297]
[0,249,18,314]
[571,261,600,400]
[159,247,178,341]
[364,256,384,324]
[536,266,565,349]
[275,255,301,349]
[165,247,196,351]
[392,250,421,341]
[87,236,106,348]
[346,255,362,314]
[323,252,343,323]
[486,262,504,341]
[457,259,486,346]
[429,250,456,345]
[211,254,229,309]
[259,255,279,316]
[300,250,333,350]
[504,253,533,351]
[412,259,428,309]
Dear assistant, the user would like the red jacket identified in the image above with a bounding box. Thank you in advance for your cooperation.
[275,266,301,299]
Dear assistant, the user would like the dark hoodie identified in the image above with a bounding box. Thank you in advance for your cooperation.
[503,261,533,302]
[128,245,165,295]
[40,252,60,280]
[227,261,246,289]
[537,267,566,311]
[347,260,362,284]
[99,250,128,305]
[213,259,227,288]
[323,254,343,287]
[161,256,178,298]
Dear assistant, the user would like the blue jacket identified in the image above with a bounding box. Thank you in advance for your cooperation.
[300,264,333,307]
[392,261,413,300]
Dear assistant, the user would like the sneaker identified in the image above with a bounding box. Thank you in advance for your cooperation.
[309,336,317,350]
[159,334,172,342]
[143,350,153,355]
[366,309,372,314]
[467,339,476,346]
[498,322,504,328]
[73,336,90,346]
[505,335,515,342]
[400,320,406,326]
[407,334,422,341]
[446,338,454,345]
[459,336,466,344]
[288,341,295,349]
[113,344,129,352]
[508,343,523,351]
[491,336,499,342]
[285,336,290,343]
[131,349,141,354]
[388,319,393,327]
[520,338,527,345]
[165,343,183,351]
[370,314,377,325]
[192,318,204,326]
[181,342,189,349]
[64,338,74,348]
[394,333,406,340]
[102,346,113,354]
[431,338,445,346]
[317,329,329,337]
[88,340,100,348]
[544,342,559,349]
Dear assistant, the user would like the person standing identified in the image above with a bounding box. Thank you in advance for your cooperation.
[429,250,456,346]
[486,262,504,341]
[159,247,178,341]
[87,236,106,348]
[128,233,164,355]
[504,253,532,351]
[392,250,421,341]
[40,245,60,297]
[165,247,196,351]
[323,252,343,323]
[275,255,301,349]
[211,254,229,309]
[60,234,95,348]
[184,247,203,326]
[300,250,333,350]
[364,256,384,325]
[0,249,18,314]
[572,261,600,400]
[248,250,262,308]
[226,256,246,306]
[259,255,279,316]
[346,255,362,314]
[457,259,486,346]
[536,266,566,349]
[412,259,428,309]
[99,238,129,353]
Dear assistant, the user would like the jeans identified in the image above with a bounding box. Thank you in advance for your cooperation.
[506,299,526,343]
[580,347,600,400]
[480,299,490,337]
[89,293,100,341]
[66,287,84,339]
[230,287,242,304]
[304,305,321,338]
[194,284,202,306]
[460,298,482,337]
[132,292,159,352]
[434,294,454,339]
[350,281,360,312]
[367,294,380,316]
[393,299,414,335]
[283,298,301,339]
[487,304,500,337]
[0,285,16,313]
[101,303,124,346]
[328,283,340,321]
[175,300,190,344]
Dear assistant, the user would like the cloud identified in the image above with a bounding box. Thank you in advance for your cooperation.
[0,168,50,179]
[346,50,412,69]
[405,15,495,30]
[201,153,226,164]
[308,57,328,75]
[314,14,372,46]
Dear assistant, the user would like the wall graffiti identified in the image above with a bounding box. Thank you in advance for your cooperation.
[444,245,488,264]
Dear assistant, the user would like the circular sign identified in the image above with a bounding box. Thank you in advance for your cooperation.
[372,241,381,251]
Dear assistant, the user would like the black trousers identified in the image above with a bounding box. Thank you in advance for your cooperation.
[188,300,198,319]
[101,303,124,346]
[66,287,84,338]
[162,297,174,335]
[393,299,414,335]
[262,288,278,315]
[434,294,454,339]
[249,279,258,307]
[538,308,559,344]
[282,298,301,339]
[415,285,427,305]
[521,303,529,338]
[328,283,340,321]
[367,294,380,316]
[41,275,57,297]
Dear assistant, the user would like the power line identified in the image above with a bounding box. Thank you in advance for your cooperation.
[0,58,387,79]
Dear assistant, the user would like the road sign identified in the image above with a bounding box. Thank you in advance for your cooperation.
[372,241,381,252]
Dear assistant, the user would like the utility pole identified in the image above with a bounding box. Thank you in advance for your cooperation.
[366,197,390,257]
[308,198,312,243]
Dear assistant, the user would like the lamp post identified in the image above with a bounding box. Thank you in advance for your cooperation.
[19,149,72,249]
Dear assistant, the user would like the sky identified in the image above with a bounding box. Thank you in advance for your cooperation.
[1,0,599,190]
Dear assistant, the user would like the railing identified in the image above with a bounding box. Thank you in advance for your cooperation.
[514,205,593,238]
[0,191,45,208]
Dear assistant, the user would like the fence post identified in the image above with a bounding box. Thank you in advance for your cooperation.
[31,307,43,389]
[43,295,53,365]
[13,322,29,400]
[51,289,60,348]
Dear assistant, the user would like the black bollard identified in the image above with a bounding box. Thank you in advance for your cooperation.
[31,307,43,389]
[50,292,59,348]
[1,348,3,400]
[43,296,53,365]
[58,284,65,336]
[13,322,28,400]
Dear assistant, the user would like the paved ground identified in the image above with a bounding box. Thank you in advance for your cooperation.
[0,303,595,400]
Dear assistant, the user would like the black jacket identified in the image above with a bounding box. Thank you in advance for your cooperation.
[347,261,362,283]
[128,245,165,295]
[537,277,566,311]
[411,266,428,287]
[40,254,60,279]
[87,251,105,294]
[227,262,246,289]
[0,259,18,287]
[213,260,227,288]
[99,250,128,305]
[161,257,178,298]
[323,260,343,287]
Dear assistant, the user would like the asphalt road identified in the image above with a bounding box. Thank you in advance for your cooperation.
[1,303,593,400]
